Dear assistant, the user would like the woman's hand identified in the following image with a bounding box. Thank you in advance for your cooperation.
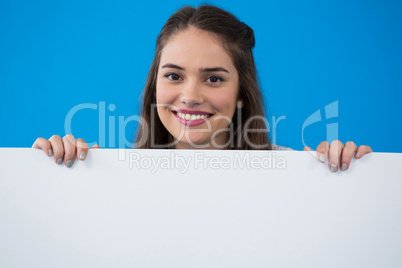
[32,135,100,168]
[304,140,373,172]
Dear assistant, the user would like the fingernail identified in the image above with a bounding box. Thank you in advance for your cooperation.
[341,163,347,171]
[48,149,53,156]
[331,164,338,172]
[66,160,73,168]
[319,154,326,162]
[57,158,63,165]
[79,151,86,160]
[356,152,361,158]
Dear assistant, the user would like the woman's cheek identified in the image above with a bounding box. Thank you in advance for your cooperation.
[211,89,237,113]
[156,84,175,105]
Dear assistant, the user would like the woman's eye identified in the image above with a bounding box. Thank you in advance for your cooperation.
[206,76,223,83]
[165,73,181,81]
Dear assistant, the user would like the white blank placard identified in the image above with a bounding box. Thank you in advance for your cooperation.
[0,148,401,267]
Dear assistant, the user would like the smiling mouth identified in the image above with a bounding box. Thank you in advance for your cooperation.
[171,110,214,126]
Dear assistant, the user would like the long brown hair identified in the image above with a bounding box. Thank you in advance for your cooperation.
[134,4,272,150]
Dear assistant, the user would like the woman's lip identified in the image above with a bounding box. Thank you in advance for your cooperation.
[172,109,212,115]
[172,111,213,126]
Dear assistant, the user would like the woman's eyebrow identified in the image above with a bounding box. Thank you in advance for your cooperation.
[201,67,229,73]
[161,63,184,70]
[161,63,230,73]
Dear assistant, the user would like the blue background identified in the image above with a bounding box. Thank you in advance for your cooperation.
[1,0,401,152]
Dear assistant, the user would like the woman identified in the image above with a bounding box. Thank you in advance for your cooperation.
[32,4,372,171]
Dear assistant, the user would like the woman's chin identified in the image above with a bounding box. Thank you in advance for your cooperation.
[174,138,211,149]
[173,134,228,149]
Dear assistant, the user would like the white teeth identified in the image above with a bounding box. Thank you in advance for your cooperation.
[176,112,209,120]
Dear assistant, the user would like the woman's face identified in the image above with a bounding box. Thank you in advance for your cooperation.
[156,26,240,149]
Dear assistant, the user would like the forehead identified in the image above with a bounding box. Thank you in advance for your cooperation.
[160,26,236,71]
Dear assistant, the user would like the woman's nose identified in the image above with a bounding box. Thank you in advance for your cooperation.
[180,81,204,106]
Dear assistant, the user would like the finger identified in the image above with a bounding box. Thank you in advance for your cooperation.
[328,140,344,172]
[91,144,100,149]
[62,134,76,168]
[48,135,64,165]
[340,141,358,171]
[355,145,373,159]
[76,138,89,161]
[316,141,330,163]
[303,146,313,151]
[32,137,53,157]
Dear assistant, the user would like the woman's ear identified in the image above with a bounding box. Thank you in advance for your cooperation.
[237,100,244,108]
